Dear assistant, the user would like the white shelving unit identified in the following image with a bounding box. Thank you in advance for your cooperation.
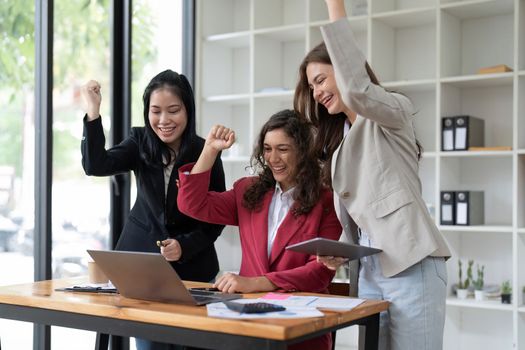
[195,1,525,349]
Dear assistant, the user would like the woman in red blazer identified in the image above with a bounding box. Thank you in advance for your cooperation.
[176,109,342,350]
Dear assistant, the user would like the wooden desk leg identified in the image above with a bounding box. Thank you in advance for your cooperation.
[361,313,380,350]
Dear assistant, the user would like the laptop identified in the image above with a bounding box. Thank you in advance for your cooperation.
[87,250,240,305]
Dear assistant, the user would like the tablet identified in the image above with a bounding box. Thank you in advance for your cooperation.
[286,237,382,260]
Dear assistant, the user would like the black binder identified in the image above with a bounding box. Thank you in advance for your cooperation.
[440,191,455,225]
[455,191,484,225]
[454,116,485,151]
[441,117,455,151]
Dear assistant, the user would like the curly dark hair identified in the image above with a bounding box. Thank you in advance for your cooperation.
[242,109,322,216]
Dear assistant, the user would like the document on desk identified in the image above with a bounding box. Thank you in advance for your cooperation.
[308,296,365,311]
[55,282,118,293]
[260,293,365,311]
[206,299,324,319]
[207,295,366,319]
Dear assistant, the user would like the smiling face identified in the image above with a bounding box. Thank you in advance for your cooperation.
[263,128,298,192]
[306,62,347,115]
[148,88,188,151]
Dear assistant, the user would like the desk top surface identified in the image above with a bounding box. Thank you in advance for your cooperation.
[0,277,389,340]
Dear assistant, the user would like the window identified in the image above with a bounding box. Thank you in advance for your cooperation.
[130,0,183,209]
[0,0,36,347]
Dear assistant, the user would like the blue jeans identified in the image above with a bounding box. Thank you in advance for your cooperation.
[358,235,447,350]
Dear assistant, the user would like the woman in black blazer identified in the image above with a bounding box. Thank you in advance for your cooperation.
[81,70,225,350]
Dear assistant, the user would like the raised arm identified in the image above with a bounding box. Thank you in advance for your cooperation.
[80,80,138,176]
[191,125,235,174]
[325,0,347,21]
[321,2,414,130]
[81,80,102,121]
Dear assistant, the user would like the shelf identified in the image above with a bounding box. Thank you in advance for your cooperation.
[371,0,435,14]
[371,13,436,81]
[254,0,305,30]
[440,2,514,77]
[205,32,251,48]
[254,28,305,92]
[196,1,525,347]
[439,225,513,233]
[254,25,306,41]
[201,41,249,96]
[382,79,436,92]
[253,90,293,102]
[372,7,436,28]
[441,73,514,88]
[446,297,513,311]
[441,0,514,20]
[421,152,437,159]
[439,150,513,157]
[200,0,250,36]
[204,94,250,104]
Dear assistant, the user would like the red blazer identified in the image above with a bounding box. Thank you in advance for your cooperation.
[178,163,342,350]
[177,163,342,292]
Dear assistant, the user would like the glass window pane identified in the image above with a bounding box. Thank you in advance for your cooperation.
[130,0,183,207]
[132,0,183,127]
[0,0,35,347]
[52,0,111,348]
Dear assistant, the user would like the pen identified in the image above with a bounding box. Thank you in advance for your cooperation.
[156,240,167,248]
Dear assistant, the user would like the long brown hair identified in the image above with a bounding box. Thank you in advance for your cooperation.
[242,109,322,216]
[293,42,421,186]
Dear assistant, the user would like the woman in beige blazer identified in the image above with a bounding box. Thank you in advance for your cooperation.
[293,1,451,349]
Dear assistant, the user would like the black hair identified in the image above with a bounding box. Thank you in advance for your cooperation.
[141,69,197,167]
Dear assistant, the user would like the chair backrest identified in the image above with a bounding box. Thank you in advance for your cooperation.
[328,281,350,296]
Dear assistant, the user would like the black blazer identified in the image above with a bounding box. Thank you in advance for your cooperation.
[81,117,226,282]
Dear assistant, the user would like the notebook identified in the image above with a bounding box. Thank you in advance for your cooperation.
[87,250,240,305]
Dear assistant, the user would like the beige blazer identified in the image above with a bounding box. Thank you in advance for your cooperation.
[321,19,451,283]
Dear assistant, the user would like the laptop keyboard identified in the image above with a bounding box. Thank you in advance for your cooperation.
[192,295,219,303]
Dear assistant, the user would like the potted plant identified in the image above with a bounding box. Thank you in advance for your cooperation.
[472,264,485,301]
[457,259,472,299]
[501,280,512,304]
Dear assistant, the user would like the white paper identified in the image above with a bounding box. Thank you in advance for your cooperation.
[455,127,467,149]
[308,297,365,311]
[206,301,324,319]
[441,204,452,222]
[443,129,454,151]
[260,295,318,307]
[456,202,467,224]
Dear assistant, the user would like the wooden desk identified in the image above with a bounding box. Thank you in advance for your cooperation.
[0,278,388,350]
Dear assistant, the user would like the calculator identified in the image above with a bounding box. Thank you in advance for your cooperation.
[223,300,286,314]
